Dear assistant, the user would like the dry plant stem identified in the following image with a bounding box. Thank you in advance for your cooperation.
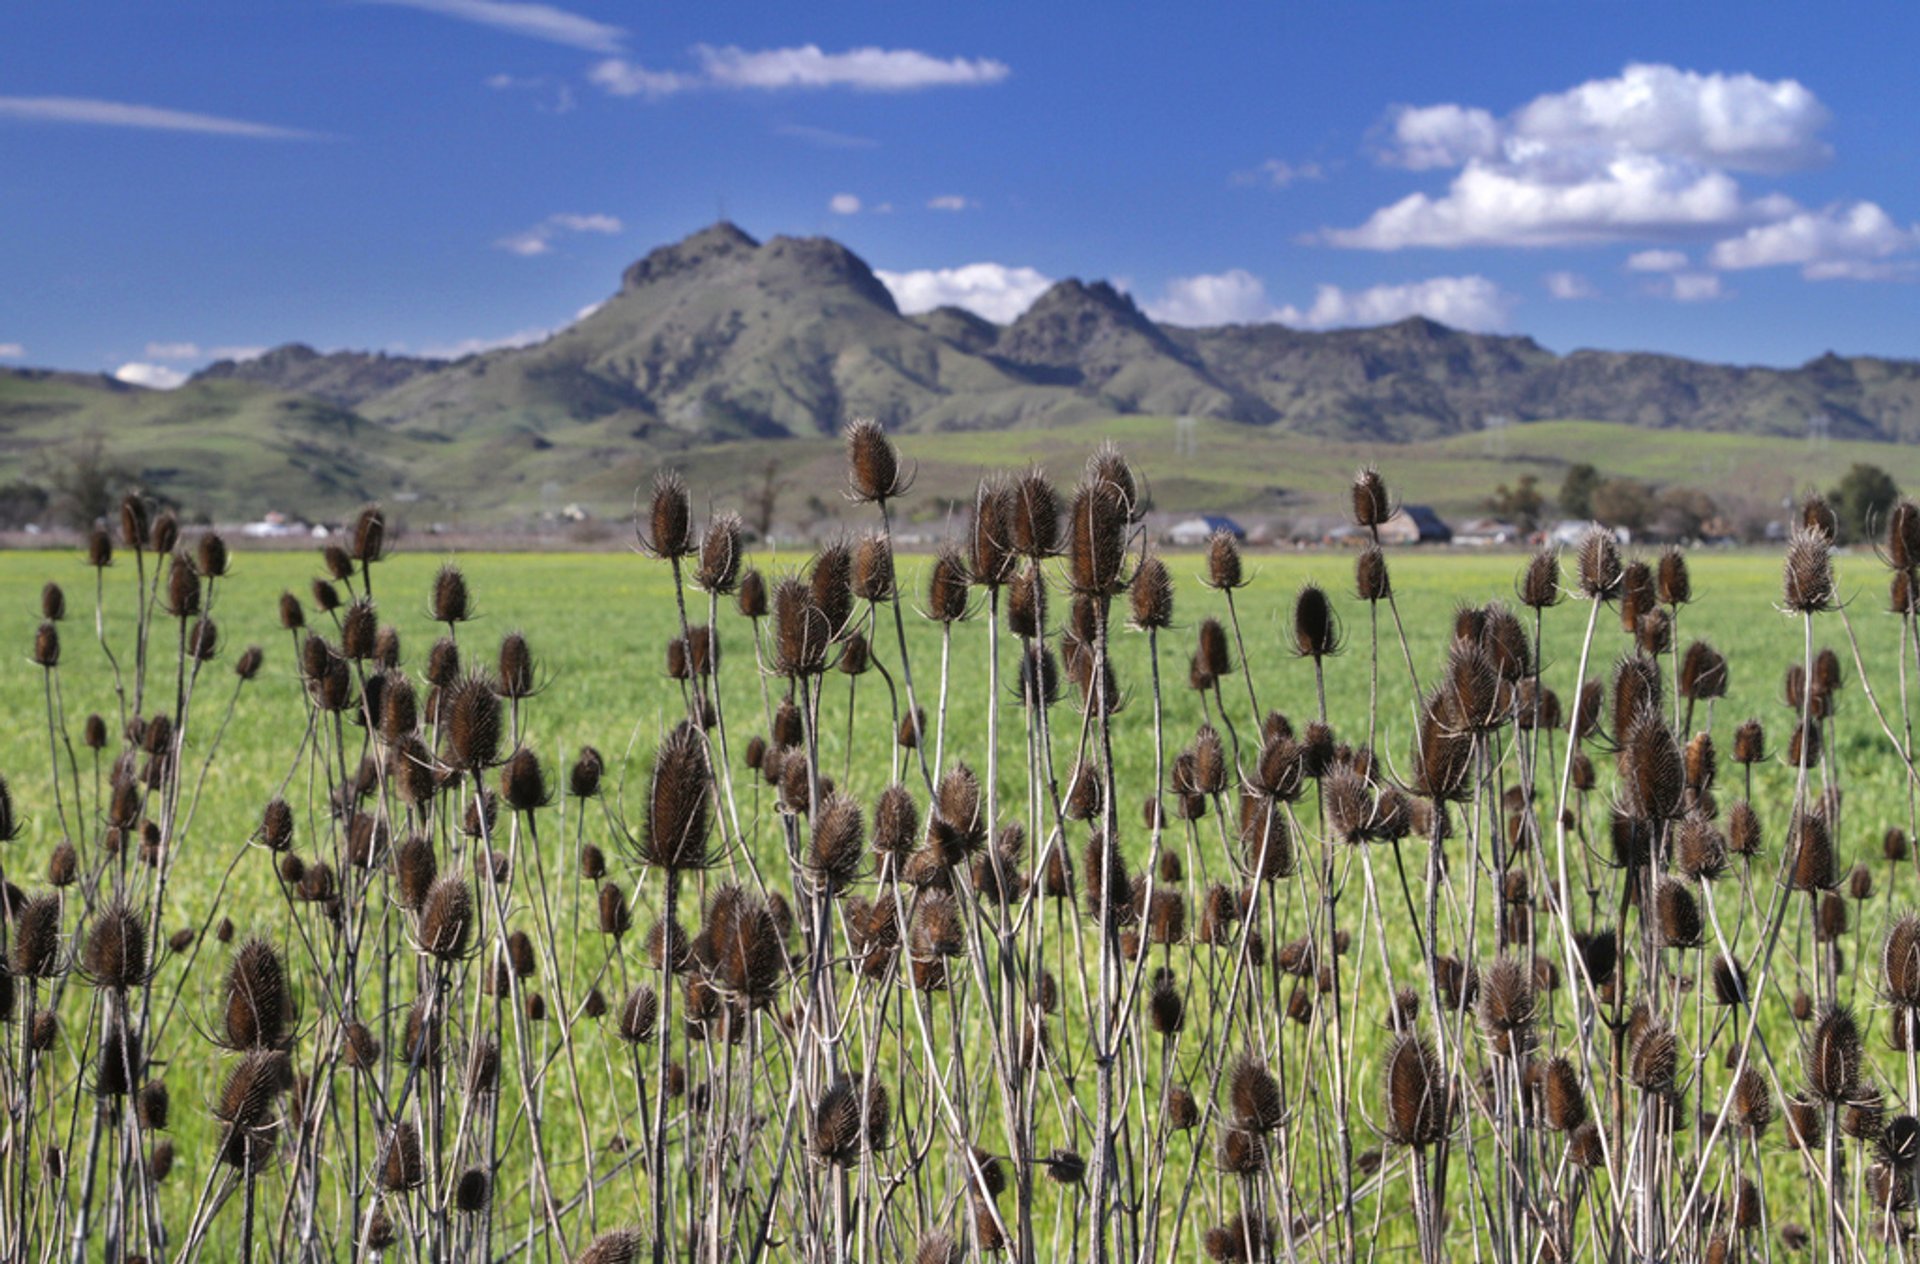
[878,499,933,791]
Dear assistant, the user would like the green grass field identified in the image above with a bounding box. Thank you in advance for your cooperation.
[1,540,1914,1257]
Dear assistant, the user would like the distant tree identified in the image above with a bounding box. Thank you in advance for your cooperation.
[0,481,51,529]
[1827,462,1900,544]
[746,458,788,540]
[1487,474,1546,533]
[1654,486,1718,541]
[38,435,136,529]
[1590,478,1655,533]
[1560,463,1601,519]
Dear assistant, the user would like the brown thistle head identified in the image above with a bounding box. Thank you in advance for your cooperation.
[844,418,909,504]
[1383,1033,1448,1148]
[1129,555,1173,630]
[638,470,694,559]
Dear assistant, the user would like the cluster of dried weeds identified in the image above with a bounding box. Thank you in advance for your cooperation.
[8,428,1920,1264]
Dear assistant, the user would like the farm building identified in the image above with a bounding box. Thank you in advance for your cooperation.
[1454,517,1521,546]
[1377,505,1452,544]
[1166,514,1246,547]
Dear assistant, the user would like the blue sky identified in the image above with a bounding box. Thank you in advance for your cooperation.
[4,1,1918,386]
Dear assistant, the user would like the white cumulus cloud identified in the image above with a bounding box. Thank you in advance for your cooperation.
[877,264,1055,324]
[0,343,24,358]
[1142,270,1282,326]
[1709,201,1919,277]
[114,363,189,390]
[360,0,625,53]
[829,193,863,215]
[1277,276,1516,332]
[592,44,1008,98]
[1332,64,1841,252]
[1543,271,1594,299]
[495,211,622,256]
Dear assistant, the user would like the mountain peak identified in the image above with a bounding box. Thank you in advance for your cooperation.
[621,221,761,292]
[999,276,1176,374]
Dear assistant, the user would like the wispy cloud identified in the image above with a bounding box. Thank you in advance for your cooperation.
[415,325,556,359]
[774,122,878,150]
[485,73,576,113]
[141,342,268,363]
[828,194,863,216]
[0,96,322,140]
[927,195,976,212]
[1230,158,1326,189]
[593,44,1009,99]
[495,211,623,256]
[1543,271,1594,300]
[0,343,24,359]
[361,0,625,53]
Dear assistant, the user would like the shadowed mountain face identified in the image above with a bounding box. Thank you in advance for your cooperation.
[6,221,1920,519]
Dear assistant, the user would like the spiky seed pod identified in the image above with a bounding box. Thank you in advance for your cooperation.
[897,705,929,748]
[1411,695,1473,802]
[595,882,632,938]
[1816,891,1849,943]
[418,878,473,961]
[137,1079,170,1131]
[31,621,59,668]
[1882,1116,1920,1168]
[385,835,436,912]
[844,418,906,503]
[641,722,712,872]
[1253,736,1304,802]
[1677,641,1729,702]
[1190,620,1231,685]
[612,984,660,1045]
[1576,528,1623,599]
[82,713,107,750]
[1149,968,1184,1035]
[808,795,865,893]
[1674,816,1726,881]
[920,545,971,625]
[1629,1023,1679,1094]
[1383,1033,1448,1148]
[1348,546,1392,603]
[1191,724,1228,795]
[234,644,264,681]
[1885,916,1920,1006]
[1721,1064,1774,1137]
[335,597,375,661]
[1506,550,1556,612]
[1323,764,1374,844]
[1784,526,1835,613]
[1844,1088,1886,1141]
[1710,954,1750,1006]
[706,885,785,1004]
[810,538,855,637]
[85,902,146,989]
[12,893,61,979]
[639,470,694,559]
[1082,831,1133,932]
[224,938,289,1050]
[1067,479,1129,596]
[772,577,831,676]
[1654,879,1703,948]
[492,631,535,699]
[1239,794,1292,881]
[441,673,502,772]
[1789,810,1836,891]
[1850,861,1874,901]
[1291,583,1340,658]
[1230,1055,1284,1132]
[149,510,178,554]
[1479,956,1535,1057]
[87,526,113,568]
[164,553,200,618]
[1541,1057,1586,1132]
[47,840,77,888]
[1130,555,1173,629]
[310,579,342,615]
[1352,467,1390,528]
[1568,680,1603,744]
[1064,761,1102,822]
[381,1120,424,1192]
[1805,1005,1863,1102]
[724,568,764,624]
[1618,560,1656,631]
[1004,564,1047,641]
[499,748,550,814]
[1634,608,1672,657]
[1566,1121,1606,1169]
[968,477,1018,587]
[216,1049,289,1129]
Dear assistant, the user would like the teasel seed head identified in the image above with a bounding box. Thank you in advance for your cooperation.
[1229,1054,1284,1132]
[1569,1122,1607,1169]
[1654,878,1703,948]
[87,526,113,568]
[1067,477,1129,596]
[1540,1056,1586,1132]
[968,476,1018,588]
[1129,555,1173,629]
[84,901,147,989]
[1656,546,1691,606]
[1352,467,1390,529]
[223,937,290,1050]
[1291,582,1340,659]
[1805,1004,1863,1102]
[150,509,179,554]
[639,470,694,559]
[1384,1033,1449,1148]
[1789,809,1836,891]
[640,722,712,872]
[418,878,473,960]
[844,417,908,504]
[1881,1115,1920,1168]
[164,552,200,618]
[1783,526,1835,613]
[1148,967,1184,1035]
[1478,955,1535,1057]
[1630,1022,1679,1094]
[1816,891,1849,943]
[1884,915,1920,1006]
[381,1120,424,1192]
[441,673,502,772]
[1576,528,1623,599]
[808,794,865,894]
[617,985,658,1045]
[12,893,62,979]
[500,747,550,814]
